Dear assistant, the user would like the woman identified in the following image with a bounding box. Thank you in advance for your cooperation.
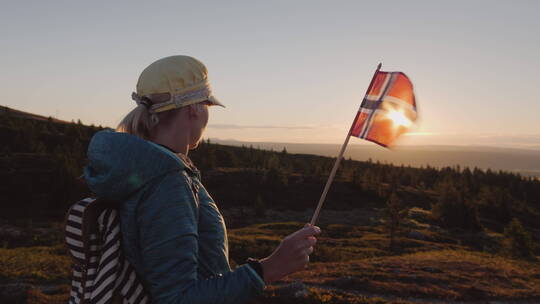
[84,55,321,304]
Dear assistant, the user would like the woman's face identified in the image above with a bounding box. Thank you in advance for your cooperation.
[189,103,209,149]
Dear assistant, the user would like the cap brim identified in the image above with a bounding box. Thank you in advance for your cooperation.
[207,96,225,108]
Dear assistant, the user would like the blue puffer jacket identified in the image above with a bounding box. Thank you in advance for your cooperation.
[84,130,265,304]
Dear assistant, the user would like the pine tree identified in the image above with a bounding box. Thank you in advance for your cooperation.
[502,218,534,259]
[254,194,266,217]
[385,191,409,251]
[431,183,482,232]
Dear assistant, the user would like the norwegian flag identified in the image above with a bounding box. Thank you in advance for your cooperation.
[350,67,417,147]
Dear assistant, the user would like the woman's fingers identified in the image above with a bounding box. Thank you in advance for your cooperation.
[295,237,317,251]
[291,225,321,240]
[263,224,322,282]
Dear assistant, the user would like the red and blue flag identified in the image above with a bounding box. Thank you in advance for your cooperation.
[350,69,417,147]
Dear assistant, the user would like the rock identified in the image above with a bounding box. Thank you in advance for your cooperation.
[420,267,442,273]
[472,231,489,239]
[330,276,355,289]
[463,284,487,300]
[274,281,310,299]
[408,230,428,240]
[0,225,25,239]
[403,219,430,229]
[38,285,65,295]
[408,207,431,222]
[0,283,33,304]
[327,276,368,290]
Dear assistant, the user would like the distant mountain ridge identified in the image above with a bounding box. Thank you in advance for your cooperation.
[211,139,540,178]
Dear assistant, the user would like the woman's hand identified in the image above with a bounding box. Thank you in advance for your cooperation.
[259,224,321,284]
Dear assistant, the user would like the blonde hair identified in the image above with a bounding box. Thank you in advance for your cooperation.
[116,94,207,139]
[116,104,157,139]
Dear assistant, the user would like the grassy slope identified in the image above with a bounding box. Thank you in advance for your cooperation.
[1,166,538,303]
[289,250,540,301]
[229,222,540,302]
[1,219,539,303]
[0,246,70,284]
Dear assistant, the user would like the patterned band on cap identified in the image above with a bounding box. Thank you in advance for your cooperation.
[151,86,212,113]
[172,86,211,107]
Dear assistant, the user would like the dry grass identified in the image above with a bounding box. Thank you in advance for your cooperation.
[230,221,540,301]
[26,286,70,304]
[285,250,540,301]
[2,219,539,303]
[0,245,71,284]
[254,285,416,304]
[228,222,462,264]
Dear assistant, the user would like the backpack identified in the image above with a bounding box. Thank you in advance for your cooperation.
[64,197,149,304]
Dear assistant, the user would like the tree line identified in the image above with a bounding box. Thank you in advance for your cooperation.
[1,107,539,242]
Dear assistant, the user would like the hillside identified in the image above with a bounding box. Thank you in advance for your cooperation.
[1,107,539,229]
[1,106,539,304]
[0,106,69,124]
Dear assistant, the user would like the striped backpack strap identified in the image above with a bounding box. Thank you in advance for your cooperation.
[95,209,149,304]
[65,197,103,304]
[65,198,149,304]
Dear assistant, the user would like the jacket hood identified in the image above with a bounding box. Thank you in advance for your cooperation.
[84,130,186,200]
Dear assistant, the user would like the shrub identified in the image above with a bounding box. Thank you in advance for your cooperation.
[254,194,266,217]
[502,218,535,259]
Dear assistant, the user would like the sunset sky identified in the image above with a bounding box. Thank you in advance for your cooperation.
[1,1,539,149]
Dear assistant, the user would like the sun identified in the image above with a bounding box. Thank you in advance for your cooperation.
[386,109,412,128]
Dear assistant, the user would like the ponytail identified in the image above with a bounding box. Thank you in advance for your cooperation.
[116,104,157,140]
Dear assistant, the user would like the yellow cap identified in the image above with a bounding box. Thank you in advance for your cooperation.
[134,55,224,113]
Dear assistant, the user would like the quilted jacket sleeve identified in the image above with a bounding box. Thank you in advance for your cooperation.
[136,172,265,304]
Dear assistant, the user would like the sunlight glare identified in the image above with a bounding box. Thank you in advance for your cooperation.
[387,109,412,128]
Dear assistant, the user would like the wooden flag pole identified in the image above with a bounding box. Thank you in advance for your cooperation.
[309,132,352,225]
[309,63,382,225]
